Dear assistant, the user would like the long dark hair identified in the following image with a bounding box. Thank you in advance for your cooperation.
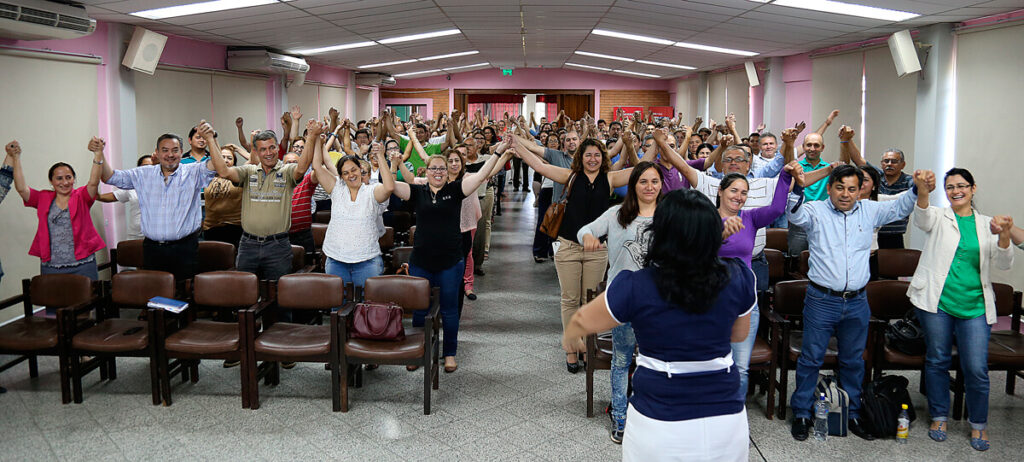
[858,165,879,201]
[644,189,729,314]
[617,161,663,228]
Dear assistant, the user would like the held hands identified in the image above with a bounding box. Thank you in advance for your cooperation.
[87,137,105,154]
[785,161,806,186]
[5,140,21,157]
[781,126,801,144]
[196,120,216,142]
[722,216,744,240]
[652,128,667,143]
[838,125,855,142]
[582,234,605,252]
[913,170,936,192]
[725,113,736,128]
[719,134,735,146]
[328,107,339,122]
[990,216,1014,236]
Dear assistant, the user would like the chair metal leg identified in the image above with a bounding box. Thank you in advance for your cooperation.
[29,355,39,378]
[107,358,117,380]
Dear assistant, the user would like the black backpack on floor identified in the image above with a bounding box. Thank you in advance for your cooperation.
[861,375,916,438]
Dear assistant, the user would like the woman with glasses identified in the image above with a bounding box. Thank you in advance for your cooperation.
[391,149,505,373]
[908,168,1014,451]
[9,138,106,312]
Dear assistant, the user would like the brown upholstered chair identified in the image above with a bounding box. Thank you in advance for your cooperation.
[875,249,921,280]
[378,226,395,264]
[115,239,145,271]
[292,245,315,274]
[988,285,1023,396]
[746,328,779,420]
[311,223,328,271]
[197,241,236,273]
[154,271,263,407]
[765,228,788,254]
[407,225,416,246]
[314,210,331,224]
[0,274,97,403]
[338,275,440,414]
[243,273,348,410]
[62,271,173,404]
[583,282,620,418]
[766,280,839,419]
[797,250,810,278]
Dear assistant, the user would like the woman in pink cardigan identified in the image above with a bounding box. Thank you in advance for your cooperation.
[10,138,106,312]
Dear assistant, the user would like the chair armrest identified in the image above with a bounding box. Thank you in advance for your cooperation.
[424,287,441,331]
[335,302,357,342]
[0,293,26,311]
[761,308,788,326]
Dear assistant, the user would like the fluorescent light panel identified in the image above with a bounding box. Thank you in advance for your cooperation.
[674,42,758,57]
[394,62,489,78]
[574,51,633,62]
[357,59,416,69]
[575,51,696,71]
[130,0,287,20]
[394,69,443,77]
[752,0,919,22]
[591,29,674,46]
[613,69,660,78]
[565,63,611,71]
[636,59,696,70]
[379,29,460,44]
[442,62,489,71]
[292,41,375,55]
[421,50,478,61]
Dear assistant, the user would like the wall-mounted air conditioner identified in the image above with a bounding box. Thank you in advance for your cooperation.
[355,72,396,87]
[227,49,310,75]
[0,0,96,41]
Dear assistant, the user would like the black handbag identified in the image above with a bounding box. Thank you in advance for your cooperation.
[884,310,926,356]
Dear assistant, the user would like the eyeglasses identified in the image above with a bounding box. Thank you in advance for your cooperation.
[722,156,749,163]
[945,183,971,191]
[880,158,902,164]
[426,167,447,172]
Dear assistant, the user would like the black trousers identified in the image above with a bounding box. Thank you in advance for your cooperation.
[143,231,200,283]
[877,233,905,249]
[203,224,243,250]
[532,188,554,258]
[512,158,531,190]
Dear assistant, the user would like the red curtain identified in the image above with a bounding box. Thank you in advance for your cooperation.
[545,103,558,120]
[468,102,521,121]
[467,94,524,104]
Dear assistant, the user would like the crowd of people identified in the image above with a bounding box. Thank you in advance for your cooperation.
[2,104,1024,461]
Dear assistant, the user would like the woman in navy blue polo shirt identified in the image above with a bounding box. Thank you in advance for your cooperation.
[563,189,756,462]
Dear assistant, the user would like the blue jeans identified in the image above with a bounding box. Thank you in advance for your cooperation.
[791,284,870,419]
[918,308,990,430]
[409,260,465,357]
[731,306,760,396]
[770,213,788,229]
[326,255,383,289]
[610,323,636,422]
[751,252,769,293]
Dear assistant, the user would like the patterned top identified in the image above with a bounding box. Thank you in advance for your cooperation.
[45,201,94,268]
[289,172,317,233]
[0,165,12,204]
[107,162,217,241]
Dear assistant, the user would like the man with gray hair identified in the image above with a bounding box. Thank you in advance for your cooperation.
[838,125,913,248]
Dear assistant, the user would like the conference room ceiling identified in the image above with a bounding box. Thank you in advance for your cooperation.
[81,0,1023,80]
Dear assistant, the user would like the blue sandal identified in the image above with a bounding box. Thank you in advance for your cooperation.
[928,422,947,442]
[970,437,990,452]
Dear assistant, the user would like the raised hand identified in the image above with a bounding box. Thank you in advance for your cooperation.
[781,126,800,144]
[912,169,930,191]
[725,113,736,128]
[87,137,105,153]
[785,160,806,186]
[306,118,323,137]
[652,128,667,143]
[826,109,839,125]
[719,134,735,146]
[5,140,20,157]
[290,105,302,123]
[722,216,744,240]
[693,116,703,128]
[794,121,807,134]
[281,112,292,128]
[922,170,936,192]
[838,125,855,142]
[757,123,766,132]
[990,216,1013,235]
[197,120,216,141]
[235,117,244,128]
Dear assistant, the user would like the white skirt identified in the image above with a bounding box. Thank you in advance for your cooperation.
[622,406,749,462]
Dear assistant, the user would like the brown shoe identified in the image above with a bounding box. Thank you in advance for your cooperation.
[406,365,419,371]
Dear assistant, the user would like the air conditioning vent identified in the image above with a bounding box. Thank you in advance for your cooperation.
[227,49,309,75]
[355,72,395,87]
[0,0,96,40]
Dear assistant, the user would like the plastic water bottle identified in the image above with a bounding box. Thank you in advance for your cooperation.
[896,404,910,444]
[814,393,829,441]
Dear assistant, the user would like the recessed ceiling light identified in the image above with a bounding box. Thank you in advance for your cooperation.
[751,0,919,22]
[613,69,661,78]
[130,0,289,20]
[379,29,461,45]
[574,51,633,62]
[636,59,697,70]
[674,42,759,57]
[591,29,675,46]
[420,51,479,61]
[358,59,417,69]
[292,41,375,55]
[565,63,612,72]
[391,69,440,77]
[442,62,490,71]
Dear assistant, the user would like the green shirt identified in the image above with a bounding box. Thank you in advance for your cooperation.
[398,138,443,178]
[938,213,985,319]
[800,158,830,202]
[231,161,299,236]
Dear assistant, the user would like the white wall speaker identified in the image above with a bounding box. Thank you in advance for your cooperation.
[887,29,921,77]
[122,26,167,75]
[744,61,759,87]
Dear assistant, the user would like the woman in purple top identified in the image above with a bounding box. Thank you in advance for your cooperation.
[718,164,800,396]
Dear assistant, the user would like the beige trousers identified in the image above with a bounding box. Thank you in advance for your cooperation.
[553,237,609,332]
[472,187,495,268]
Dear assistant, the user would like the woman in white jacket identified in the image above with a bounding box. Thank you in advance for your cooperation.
[907,168,1014,452]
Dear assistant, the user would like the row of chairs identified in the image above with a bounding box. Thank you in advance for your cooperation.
[0,271,444,414]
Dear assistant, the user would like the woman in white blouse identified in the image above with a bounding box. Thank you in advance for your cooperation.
[312,135,394,289]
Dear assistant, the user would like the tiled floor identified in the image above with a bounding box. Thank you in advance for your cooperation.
[1,190,1022,461]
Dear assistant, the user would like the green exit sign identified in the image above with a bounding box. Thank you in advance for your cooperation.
[501,68,513,76]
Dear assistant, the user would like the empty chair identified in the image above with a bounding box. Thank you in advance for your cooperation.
[243,273,348,410]
[339,275,439,414]
[197,240,236,273]
[63,270,173,404]
[154,271,260,407]
[988,285,1023,396]
[765,228,788,254]
[876,248,922,279]
[314,210,331,224]
[0,274,96,404]
[115,239,145,270]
